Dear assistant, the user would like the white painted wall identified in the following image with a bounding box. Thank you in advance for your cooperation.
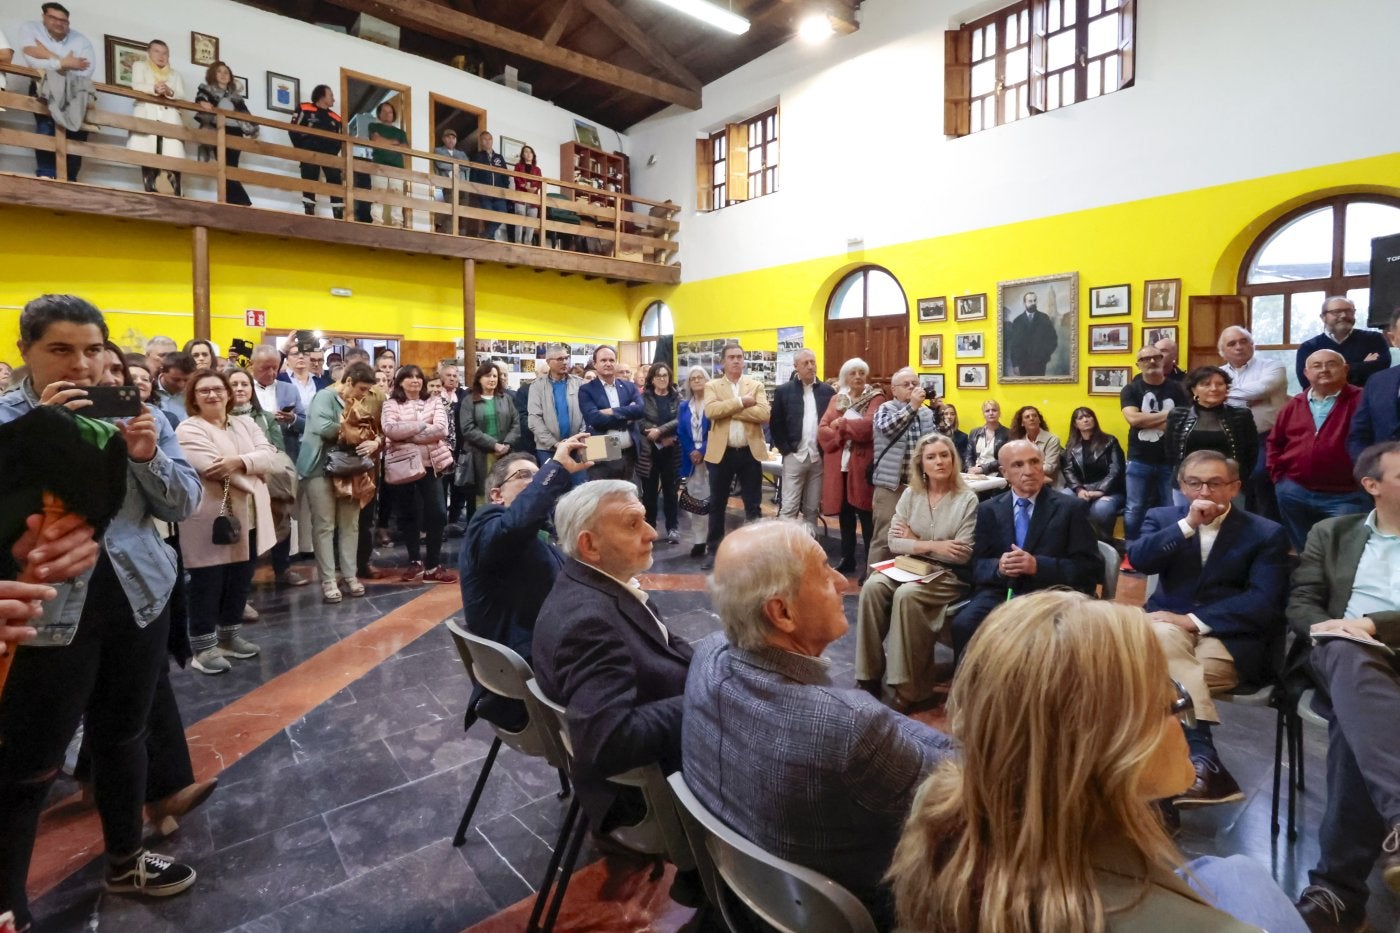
[0,0,632,215]
[627,0,1400,283]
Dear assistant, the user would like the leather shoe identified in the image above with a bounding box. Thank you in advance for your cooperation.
[146,778,218,838]
[700,556,714,572]
[1383,823,1399,895]
[1293,885,1367,933]
[1173,755,1244,807]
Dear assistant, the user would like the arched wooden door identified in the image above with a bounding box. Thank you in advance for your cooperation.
[824,266,909,389]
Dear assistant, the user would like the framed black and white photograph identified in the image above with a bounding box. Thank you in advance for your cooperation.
[1089,366,1132,395]
[957,363,989,389]
[500,136,526,166]
[1089,283,1130,318]
[1143,325,1179,348]
[233,75,249,99]
[920,334,943,368]
[917,296,947,323]
[955,332,984,358]
[955,293,987,322]
[266,71,300,114]
[1089,323,1132,353]
[997,272,1078,384]
[190,31,219,67]
[1144,278,1182,321]
[919,372,946,398]
[103,36,149,89]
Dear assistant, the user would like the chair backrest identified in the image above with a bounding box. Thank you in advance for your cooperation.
[525,676,575,762]
[1144,573,1159,598]
[1097,539,1120,600]
[444,619,555,761]
[666,772,878,933]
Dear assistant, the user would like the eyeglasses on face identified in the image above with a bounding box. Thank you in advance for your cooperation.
[504,468,535,484]
[1180,478,1235,491]
[1137,353,1164,363]
[196,387,227,396]
[1170,679,1196,730]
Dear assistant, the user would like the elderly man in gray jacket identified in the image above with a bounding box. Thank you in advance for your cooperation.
[870,368,941,565]
[682,519,952,922]
[527,343,585,484]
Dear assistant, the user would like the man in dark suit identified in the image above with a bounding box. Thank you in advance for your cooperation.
[685,520,952,918]
[1005,292,1058,377]
[768,348,835,531]
[950,440,1100,659]
[458,437,589,729]
[532,480,692,831]
[1127,450,1289,807]
[1286,441,1400,932]
[1346,360,1400,461]
[578,345,645,482]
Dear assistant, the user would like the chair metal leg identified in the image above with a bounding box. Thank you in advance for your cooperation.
[1286,711,1300,841]
[1295,709,1306,792]
[556,768,571,800]
[1270,703,1285,837]
[452,736,502,847]
[528,797,580,933]
[540,807,591,933]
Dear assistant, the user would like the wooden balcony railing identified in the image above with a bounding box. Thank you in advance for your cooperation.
[0,63,680,268]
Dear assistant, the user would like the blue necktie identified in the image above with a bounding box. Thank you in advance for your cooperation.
[1014,497,1031,549]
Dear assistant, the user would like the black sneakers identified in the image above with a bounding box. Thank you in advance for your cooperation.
[105,850,197,898]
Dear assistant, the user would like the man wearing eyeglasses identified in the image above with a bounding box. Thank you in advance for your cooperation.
[1285,441,1400,931]
[1128,450,1289,808]
[16,2,95,180]
[527,344,585,486]
[1120,346,1190,565]
[1295,296,1391,391]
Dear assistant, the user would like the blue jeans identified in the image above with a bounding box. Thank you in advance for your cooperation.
[1273,476,1371,552]
[33,110,87,180]
[1184,855,1308,933]
[1085,493,1124,540]
[479,195,509,240]
[1124,460,1175,541]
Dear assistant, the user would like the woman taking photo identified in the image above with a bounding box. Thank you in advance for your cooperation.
[194,60,257,206]
[127,39,187,195]
[855,433,976,712]
[1063,406,1127,542]
[1010,404,1063,485]
[888,590,1304,933]
[299,362,382,603]
[637,361,681,542]
[457,360,519,519]
[176,370,276,674]
[513,143,543,245]
[818,357,885,576]
[1165,367,1257,506]
[677,365,711,558]
[382,364,457,583]
[966,399,1010,476]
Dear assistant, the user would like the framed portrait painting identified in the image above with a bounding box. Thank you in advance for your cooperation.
[1088,366,1131,395]
[1144,278,1182,321]
[957,364,989,389]
[1089,284,1130,318]
[996,272,1078,384]
[573,119,603,149]
[500,136,526,166]
[190,31,219,67]
[1089,323,1132,353]
[955,293,987,322]
[266,72,300,114]
[233,75,249,99]
[917,297,947,323]
[104,36,149,89]
[920,334,943,368]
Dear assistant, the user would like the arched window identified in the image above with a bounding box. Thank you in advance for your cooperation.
[1239,195,1400,381]
[824,266,909,385]
[639,300,674,368]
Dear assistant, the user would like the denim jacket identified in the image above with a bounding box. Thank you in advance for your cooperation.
[0,380,202,630]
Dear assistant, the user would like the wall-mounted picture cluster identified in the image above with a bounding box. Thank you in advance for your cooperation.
[1088,279,1181,323]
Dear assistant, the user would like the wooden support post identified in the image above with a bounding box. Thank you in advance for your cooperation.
[215,116,227,203]
[192,225,211,340]
[462,258,476,368]
[54,122,68,182]
[611,195,621,259]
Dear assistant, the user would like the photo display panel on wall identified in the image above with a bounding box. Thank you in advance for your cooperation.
[474,337,610,379]
[676,337,779,397]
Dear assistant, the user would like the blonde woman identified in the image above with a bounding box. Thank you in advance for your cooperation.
[855,433,976,711]
[888,591,1305,933]
[677,366,712,557]
[127,39,187,195]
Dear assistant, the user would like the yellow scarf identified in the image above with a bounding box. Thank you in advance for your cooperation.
[145,56,174,84]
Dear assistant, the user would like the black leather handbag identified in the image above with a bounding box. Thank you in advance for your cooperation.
[211,476,242,545]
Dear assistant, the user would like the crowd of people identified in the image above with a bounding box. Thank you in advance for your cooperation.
[2,289,1399,932]
[1,3,569,246]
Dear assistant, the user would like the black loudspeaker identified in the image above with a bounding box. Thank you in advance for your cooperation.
[1368,231,1400,329]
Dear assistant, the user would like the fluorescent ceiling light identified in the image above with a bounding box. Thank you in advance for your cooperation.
[650,0,750,35]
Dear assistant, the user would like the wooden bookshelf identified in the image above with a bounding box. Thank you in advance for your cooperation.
[560,142,629,207]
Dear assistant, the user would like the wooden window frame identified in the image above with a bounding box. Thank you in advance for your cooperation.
[694,106,780,212]
[946,0,1135,138]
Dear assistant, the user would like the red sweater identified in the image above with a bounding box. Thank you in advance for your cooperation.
[1267,384,1361,492]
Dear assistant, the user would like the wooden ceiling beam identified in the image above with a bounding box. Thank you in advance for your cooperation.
[575,0,701,91]
[543,0,579,45]
[319,0,702,109]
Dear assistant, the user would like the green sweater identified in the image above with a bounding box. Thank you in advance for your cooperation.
[369,122,406,168]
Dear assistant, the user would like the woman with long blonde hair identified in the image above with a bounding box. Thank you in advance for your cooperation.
[888,591,1301,932]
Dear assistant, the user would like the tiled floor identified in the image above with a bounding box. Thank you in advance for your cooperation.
[23,503,1400,932]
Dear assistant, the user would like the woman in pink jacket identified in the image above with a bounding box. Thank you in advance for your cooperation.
[381,365,458,583]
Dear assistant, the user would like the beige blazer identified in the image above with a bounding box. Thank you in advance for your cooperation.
[176,414,277,569]
[1094,842,1261,933]
[702,374,771,465]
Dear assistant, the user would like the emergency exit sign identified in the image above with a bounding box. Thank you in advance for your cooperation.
[245,309,266,327]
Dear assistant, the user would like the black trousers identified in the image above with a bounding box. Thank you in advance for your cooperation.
[185,530,257,651]
[1308,638,1400,907]
[398,472,447,568]
[353,171,372,222]
[950,588,1006,660]
[223,140,252,206]
[838,499,872,567]
[706,447,762,551]
[445,475,472,525]
[642,447,680,533]
[298,160,344,211]
[0,555,171,928]
[74,662,195,804]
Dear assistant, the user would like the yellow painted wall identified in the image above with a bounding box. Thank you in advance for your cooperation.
[0,206,638,363]
[644,151,1400,444]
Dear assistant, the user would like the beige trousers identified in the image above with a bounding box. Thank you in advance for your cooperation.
[856,569,967,702]
[1152,621,1237,724]
[869,484,904,566]
[779,453,822,528]
[303,475,361,584]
